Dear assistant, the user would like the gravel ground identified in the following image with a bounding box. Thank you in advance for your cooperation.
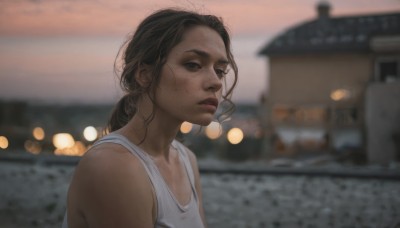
[0,161,399,228]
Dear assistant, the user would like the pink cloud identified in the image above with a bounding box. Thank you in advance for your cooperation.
[1,0,399,37]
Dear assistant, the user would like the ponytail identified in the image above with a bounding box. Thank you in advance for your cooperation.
[106,94,137,133]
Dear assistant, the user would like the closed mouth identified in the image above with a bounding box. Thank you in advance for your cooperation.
[199,98,219,108]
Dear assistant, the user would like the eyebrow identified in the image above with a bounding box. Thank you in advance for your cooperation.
[184,49,229,65]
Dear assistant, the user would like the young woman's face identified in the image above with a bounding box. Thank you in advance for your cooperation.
[155,25,229,126]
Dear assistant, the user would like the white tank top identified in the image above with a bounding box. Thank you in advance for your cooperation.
[62,133,205,228]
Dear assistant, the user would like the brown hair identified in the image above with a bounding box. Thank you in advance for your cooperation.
[106,8,238,133]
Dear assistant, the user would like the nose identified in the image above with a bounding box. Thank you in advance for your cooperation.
[205,69,223,92]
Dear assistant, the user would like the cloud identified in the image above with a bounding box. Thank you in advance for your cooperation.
[1,0,399,103]
[1,0,399,37]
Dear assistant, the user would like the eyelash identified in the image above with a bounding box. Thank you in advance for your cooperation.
[184,62,201,71]
[215,68,229,79]
[184,62,228,79]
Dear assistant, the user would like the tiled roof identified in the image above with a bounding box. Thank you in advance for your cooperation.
[259,11,400,56]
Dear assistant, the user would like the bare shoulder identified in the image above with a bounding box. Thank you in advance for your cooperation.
[77,142,144,176]
[73,143,148,189]
[67,142,155,227]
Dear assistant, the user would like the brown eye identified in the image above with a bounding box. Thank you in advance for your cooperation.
[184,62,201,71]
[215,68,229,79]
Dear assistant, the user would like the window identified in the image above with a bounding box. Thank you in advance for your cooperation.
[379,61,398,82]
[272,105,327,124]
[331,108,358,125]
[376,57,400,83]
[272,105,292,122]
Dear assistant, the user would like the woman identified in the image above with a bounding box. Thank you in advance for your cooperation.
[62,8,238,228]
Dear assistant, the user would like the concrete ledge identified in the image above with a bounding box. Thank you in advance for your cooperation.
[199,165,400,180]
[1,152,399,180]
[0,152,81,166]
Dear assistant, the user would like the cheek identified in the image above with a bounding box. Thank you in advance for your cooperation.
[159,65,199,96]
[218,88,223,95]
[217,90,223,100]
[157,80,193,103]
[170,73,195,94]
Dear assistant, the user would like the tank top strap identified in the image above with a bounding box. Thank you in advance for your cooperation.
[93,133,152,162]
[93,133,164,209]
[172,140,199,203]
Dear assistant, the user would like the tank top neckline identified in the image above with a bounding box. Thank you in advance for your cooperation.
[108,133,195,211]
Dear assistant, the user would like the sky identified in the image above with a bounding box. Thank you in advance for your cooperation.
[0,0,399,104]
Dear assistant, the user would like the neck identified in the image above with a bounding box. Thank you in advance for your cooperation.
[116,96,181,159]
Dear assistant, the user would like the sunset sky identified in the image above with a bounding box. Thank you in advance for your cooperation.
[1,0,399,104]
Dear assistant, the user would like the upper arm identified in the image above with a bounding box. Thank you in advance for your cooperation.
[67,145,155,228]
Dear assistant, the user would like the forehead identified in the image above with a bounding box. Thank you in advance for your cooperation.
[169,25,228,61]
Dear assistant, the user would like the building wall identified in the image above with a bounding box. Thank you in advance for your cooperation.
[268,53,373,106]
[366,82,400,164]
[263,53,372,157]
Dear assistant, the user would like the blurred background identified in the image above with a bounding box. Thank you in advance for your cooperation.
[0,0,400,227]
[1,0,400,164]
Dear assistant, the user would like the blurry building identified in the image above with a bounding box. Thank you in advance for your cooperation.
[258,1,400,163]
[0,100,30,150]
[0,101,113,154]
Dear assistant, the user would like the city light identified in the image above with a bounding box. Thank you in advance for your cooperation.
[180,122,193,134]
[54,141,86,156]
[53,133,88,156]
[330,89,351,101]
[32,127,45,141]
[53,133,75,150]
[83,126,98,142]
[227,128,244,144]
[0,136,9,149]
[205,121,222,140]
[24,140,42,154]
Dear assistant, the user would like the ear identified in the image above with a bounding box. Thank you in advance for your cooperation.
[135,65,152,88]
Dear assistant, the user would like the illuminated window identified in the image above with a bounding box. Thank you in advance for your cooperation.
[274,105,327,123]
[272,105,292,122]
[294,108,324,123]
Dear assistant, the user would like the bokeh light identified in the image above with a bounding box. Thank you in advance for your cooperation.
[227,128,244,144]
[330,89,350,101]
[32,127,45,141]
[83,126,98,142]
[24,140,42,154]
[54,141,87,156]
[180,122,193,134]
[53,133,75,150]
[0,136,9,149]
[205,121,222,140]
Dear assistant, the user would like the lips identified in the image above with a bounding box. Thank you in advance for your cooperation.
[199,98,219,109]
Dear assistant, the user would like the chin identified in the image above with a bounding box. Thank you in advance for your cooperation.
[190,116,214,126]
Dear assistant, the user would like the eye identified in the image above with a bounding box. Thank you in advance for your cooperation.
[184,62,201,71]
[215,68,229,79]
